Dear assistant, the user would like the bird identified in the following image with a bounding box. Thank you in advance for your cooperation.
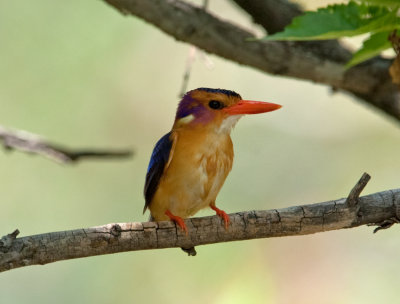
[144,87,281,235]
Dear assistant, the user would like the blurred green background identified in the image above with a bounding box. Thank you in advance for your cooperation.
[1,0,400,303]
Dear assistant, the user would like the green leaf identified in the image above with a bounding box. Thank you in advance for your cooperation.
[264,1,400,41]
[346,31,393,67]
[358,0,400,8]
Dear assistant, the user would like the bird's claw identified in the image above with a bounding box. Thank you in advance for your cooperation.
[210,205,230,230]
[165,210,188,235]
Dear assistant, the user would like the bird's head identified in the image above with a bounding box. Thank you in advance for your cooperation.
[173,88,281,133]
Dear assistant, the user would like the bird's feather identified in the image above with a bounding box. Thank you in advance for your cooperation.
[143,132,176,213]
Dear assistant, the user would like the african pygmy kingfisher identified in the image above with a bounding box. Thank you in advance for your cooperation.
[144,88,281,233]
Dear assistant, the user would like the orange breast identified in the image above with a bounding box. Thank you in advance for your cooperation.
[149,127,234,221]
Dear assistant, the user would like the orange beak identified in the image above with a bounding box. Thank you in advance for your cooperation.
[223,100,282,115]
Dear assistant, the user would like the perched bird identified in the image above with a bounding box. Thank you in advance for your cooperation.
[144,88,281,234]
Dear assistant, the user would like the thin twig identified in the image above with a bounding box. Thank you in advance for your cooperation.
[372,218,400,233]
[0,126,133,164]
[345,173,371,206]
[178,0,210,97]
[179,46,198,97]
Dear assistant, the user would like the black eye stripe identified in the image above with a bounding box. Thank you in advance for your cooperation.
[208,100,224,110]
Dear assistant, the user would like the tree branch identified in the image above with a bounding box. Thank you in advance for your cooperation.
[231,0,302,34]
[103,0,400,122]
[345,172,371,206]
[0,125,133,163]
[1,173,399,272]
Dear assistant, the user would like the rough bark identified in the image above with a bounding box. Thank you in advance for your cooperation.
[0,125,133,164]
[103,0,400,122]
[1,182,399,272]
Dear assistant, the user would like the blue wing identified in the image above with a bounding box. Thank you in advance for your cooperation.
[143,132,173,213]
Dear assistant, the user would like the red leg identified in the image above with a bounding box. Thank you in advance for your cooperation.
[210,205,230,229]
[165,210,188,235]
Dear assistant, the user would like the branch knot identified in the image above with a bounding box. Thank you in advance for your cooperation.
[0,229,20,253]
[110,224,122,237]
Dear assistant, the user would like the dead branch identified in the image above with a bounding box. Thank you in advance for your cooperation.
[1,173,399,272]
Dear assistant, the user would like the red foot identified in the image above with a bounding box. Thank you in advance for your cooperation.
[210,205,230,229]
[165,210,188,235]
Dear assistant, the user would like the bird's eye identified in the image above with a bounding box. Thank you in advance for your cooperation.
[208,100,224,110]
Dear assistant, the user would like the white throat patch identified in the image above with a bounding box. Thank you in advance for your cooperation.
[217,115,242,134]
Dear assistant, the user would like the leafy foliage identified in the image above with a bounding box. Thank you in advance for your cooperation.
[358,0,400,8]
[264,1,400,67]
[347,31,393,67]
